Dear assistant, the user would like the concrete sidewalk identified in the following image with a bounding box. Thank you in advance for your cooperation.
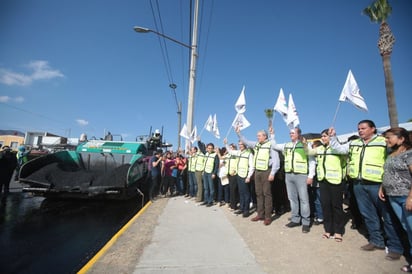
[134,197,264,274]
[85,196,408,274]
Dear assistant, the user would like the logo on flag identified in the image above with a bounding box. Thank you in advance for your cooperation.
[235,86,246,114]
[232,113,251,131]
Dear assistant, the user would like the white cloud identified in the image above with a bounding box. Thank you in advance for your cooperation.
[0,60,64,86]
[0,95,25,103]
[76,119,89,126]
[0,96,10,102]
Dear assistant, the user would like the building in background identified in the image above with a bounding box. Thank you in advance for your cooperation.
[0,130,24,150]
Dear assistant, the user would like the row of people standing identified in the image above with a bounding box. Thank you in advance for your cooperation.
[270,119,411,270]
[148,150,187,201]
[185,135,289,220]
[327,120,405,261]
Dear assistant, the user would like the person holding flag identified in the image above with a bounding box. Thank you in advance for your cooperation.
[197,137,219,207]
[224,138,255,217]
[270,126,316,233]
[328,120,404,260]
[236,126,280,226]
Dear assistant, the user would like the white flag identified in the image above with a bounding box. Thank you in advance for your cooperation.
[231,113,251,131]
[213,114,220,139]
[179,123,190,140]
[204,115,213,132]
[235,86,246,113]
[287,93,300,128]
[190,126,197,144]
[273,88,288,123]
[339,70,368,112]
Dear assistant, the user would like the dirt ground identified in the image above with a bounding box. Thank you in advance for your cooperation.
[86,196,408,274]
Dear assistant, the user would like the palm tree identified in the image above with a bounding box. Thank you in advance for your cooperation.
[363,0,398,127]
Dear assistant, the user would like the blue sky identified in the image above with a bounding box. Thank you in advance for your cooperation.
[1,0,411,149]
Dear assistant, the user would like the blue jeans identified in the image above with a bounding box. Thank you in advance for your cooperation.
[176,174,184,194]
[354,183,404,253]
[188,171,197,197]
[309,186,323,220]
[237,175,251,213]
[389,195,412,256]
[285,173,310,226]
[202,172,215,204]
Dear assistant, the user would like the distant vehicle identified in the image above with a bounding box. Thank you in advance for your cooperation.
[18,139,149,200]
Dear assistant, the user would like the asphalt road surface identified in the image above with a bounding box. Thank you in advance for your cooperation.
[0,190,143,274]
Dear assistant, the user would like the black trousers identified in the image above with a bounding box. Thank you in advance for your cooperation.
[228,175,238,209]
[320,181,345,235]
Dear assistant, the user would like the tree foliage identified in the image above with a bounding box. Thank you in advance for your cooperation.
[363,0,392,23]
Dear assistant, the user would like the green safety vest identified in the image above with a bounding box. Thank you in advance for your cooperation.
[348,136,386,183]
[195,152,206,171]
[253,141,271,171]
[204,152,217,173]
[316,145,345,184]
[17,152,28,166]
[188,153,197,172]
[237,149,251,178]
[227,153,239,175]
[284,141,308,174]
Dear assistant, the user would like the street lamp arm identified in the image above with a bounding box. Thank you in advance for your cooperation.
[133,26,192,49]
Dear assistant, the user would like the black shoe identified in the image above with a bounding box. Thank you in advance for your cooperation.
[302,225,310,233]
[285,221,301,228]
[234,210,243,215]
[206,203,213,207]
[200,201,208,206]
[242,211,250,218]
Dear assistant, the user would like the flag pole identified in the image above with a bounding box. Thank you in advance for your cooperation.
[331,101,342,127]
[224,125,232,140]
[199,125,206,137]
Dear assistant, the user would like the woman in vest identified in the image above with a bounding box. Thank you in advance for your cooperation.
[225,142,240,211]
[307,129,346,241]
[378,127,412,272]
[329,120,404,260]
[216,147,230,207]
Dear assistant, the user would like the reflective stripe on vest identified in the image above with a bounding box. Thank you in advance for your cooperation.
[348,136,386,183]
[204,152,217,173]
[254,141,271,171]
[316,145,344,184]
[284,142,308,174]
[237,150,251,178]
